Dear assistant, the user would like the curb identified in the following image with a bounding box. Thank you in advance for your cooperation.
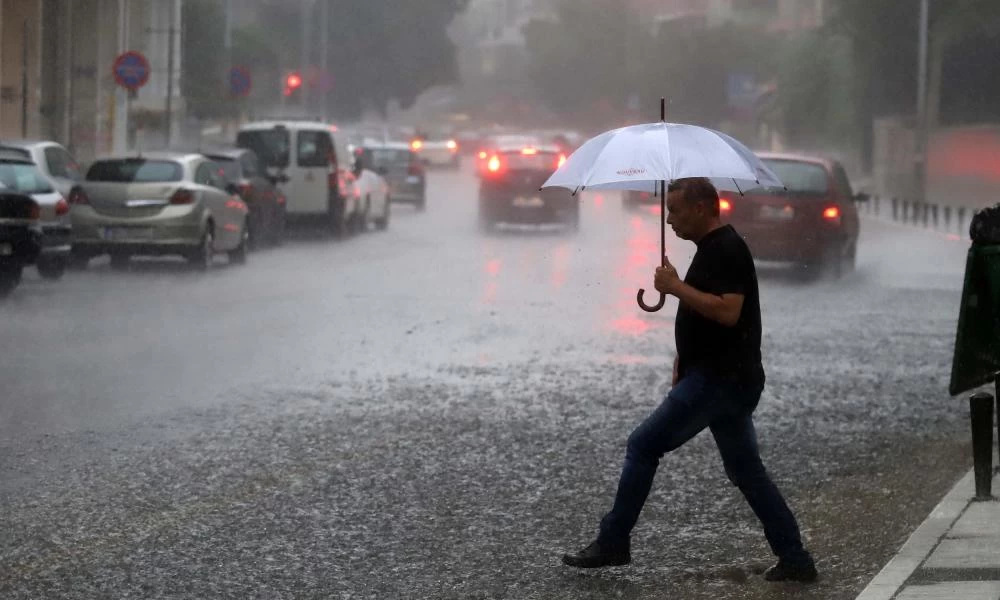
[854,469,974,600]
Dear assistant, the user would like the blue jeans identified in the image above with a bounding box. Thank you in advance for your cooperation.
[597,369,812,566]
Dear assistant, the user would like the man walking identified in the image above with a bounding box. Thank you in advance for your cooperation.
[562,177,817,583]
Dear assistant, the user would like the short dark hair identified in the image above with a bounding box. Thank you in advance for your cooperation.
[668,177,719,216]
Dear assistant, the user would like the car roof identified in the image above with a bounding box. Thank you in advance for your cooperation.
[239,120,334,132]
[93,152,202,163]
[360,141,411,151]
[756,152,836,169]
[0,150,35,163]
[0,139,58,150]
[201,147,247,159]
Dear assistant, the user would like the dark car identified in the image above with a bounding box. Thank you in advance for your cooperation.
[720,152,866,277]
[358,142,426,210]
[203,148,287,248]
[477,143,577,231]
[0,191,42,297]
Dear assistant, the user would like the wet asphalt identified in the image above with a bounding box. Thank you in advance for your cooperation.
[0,162,976,599]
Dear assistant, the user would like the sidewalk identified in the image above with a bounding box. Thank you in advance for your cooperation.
[856,468,1000,600]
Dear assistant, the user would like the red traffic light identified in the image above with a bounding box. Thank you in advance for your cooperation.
[284,72,303,96]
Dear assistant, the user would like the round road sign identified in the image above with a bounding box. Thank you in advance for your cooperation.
[229,66,253,97]
[112,51,151,91]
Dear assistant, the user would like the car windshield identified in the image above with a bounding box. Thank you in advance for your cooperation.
[761,159,829,194]
[86,159,183,183]
[0,161,54,194]
[237,129,290,168]
[211,158,242,181]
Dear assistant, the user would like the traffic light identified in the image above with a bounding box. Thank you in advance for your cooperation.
[283,71,303,97]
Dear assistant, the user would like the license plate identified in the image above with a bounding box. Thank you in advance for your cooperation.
[0,243,11,256]
[759,205,794,221]
[513,196,544,208]
[102,227,154,241]
[405,175,421,184]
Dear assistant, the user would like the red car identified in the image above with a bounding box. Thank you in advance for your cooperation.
[720,152,866,277]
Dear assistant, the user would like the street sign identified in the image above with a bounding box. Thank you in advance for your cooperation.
[112,51,151,91]
[229,66,252,97]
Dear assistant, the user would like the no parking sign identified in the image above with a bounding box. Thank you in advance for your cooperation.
[112,51,151,91]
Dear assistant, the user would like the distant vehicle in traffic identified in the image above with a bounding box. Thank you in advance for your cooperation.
[237,120,360,236]
[70,152,250,270]
[477,143,577,231]
[721,152,866,277]
[348,150,391,230]
[0,149,72,279]
[410,131,460,169]
[202,148,287,248]
[0,191,41,297]
[356,142,426,211]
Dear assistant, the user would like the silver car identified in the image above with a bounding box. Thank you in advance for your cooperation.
[0,144,76,279]
[71,152,250,270]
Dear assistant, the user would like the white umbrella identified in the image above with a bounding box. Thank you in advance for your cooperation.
[541,99,783,312]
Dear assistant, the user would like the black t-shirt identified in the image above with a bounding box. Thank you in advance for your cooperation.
[675,225,765,388]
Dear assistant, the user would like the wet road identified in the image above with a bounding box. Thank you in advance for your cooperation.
[0,163,975,598]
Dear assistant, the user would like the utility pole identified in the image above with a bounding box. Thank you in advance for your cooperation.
[164,0,177,147]
[914,0,930,204]
[320,0,329,122]
[21,19,29,138]
[300,0,311,114]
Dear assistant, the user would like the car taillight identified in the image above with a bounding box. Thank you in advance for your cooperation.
[447,140,458,152]
[487,155,503,173]
[477,150,488,160]
[277,194,286,205]
[719,198,732,213]
[55,197,70,216]
[170,189,195,205]
[823,205,841,223]
[411,139,423,151]
[639,192,651,200]
[68,188,89,206]
[521,147,537,156]
[557,153,567,168]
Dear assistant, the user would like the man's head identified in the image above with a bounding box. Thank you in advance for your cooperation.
[666,177,721,242]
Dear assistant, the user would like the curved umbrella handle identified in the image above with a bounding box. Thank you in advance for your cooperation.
[636,288,666,313]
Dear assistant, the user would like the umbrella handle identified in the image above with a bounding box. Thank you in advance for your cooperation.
[636,288,666,313]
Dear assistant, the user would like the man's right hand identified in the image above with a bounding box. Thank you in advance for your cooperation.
[672,355,679,386]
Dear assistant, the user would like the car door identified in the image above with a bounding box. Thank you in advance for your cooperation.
[194,161,240,251]
[295,129,335,214]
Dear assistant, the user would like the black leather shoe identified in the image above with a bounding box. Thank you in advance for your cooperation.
[561,541,631,568]
[764,559,818,583]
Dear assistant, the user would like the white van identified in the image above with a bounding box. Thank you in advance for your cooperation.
[236,120,359,234]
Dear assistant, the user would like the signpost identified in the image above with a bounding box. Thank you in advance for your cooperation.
[112,51,151,92]
[229,66,252,98]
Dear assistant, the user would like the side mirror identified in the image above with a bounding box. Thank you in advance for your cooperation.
[853,192,870,203]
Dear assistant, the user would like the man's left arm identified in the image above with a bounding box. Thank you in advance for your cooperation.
[654,258,744,327]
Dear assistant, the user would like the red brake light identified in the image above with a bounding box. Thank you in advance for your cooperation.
[68,188,89,206]
[487,155,502,173]
[823,206,841,220]
[521,147,537,155]
[719,198,732,213]
[478,150,488,160]
[55,197,70,216]
[169,189,195,205]
[557,153,567,168]
[446,140,458,151]
[411,139,423,151]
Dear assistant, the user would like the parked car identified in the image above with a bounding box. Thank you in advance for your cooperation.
[356,142,425,211]
[237,120,360,236]
[0,191,41,297]
[477,143,577,231]
[0,149,71,279]
[202,148,287,248]
[0,140,84,197]
[70,152,250,270]
[720,152,866,277]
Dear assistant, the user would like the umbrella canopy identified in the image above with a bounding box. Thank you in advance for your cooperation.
[541,122,783,194]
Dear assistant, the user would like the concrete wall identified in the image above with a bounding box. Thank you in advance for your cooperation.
[0,0,42,140]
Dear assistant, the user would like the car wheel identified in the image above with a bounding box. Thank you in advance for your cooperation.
[188,226,214,271]
[228,222,249,266]
[375,197,390,231]
[0,265,22,298]
[37,257,67,280]
[109,253,131,271]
